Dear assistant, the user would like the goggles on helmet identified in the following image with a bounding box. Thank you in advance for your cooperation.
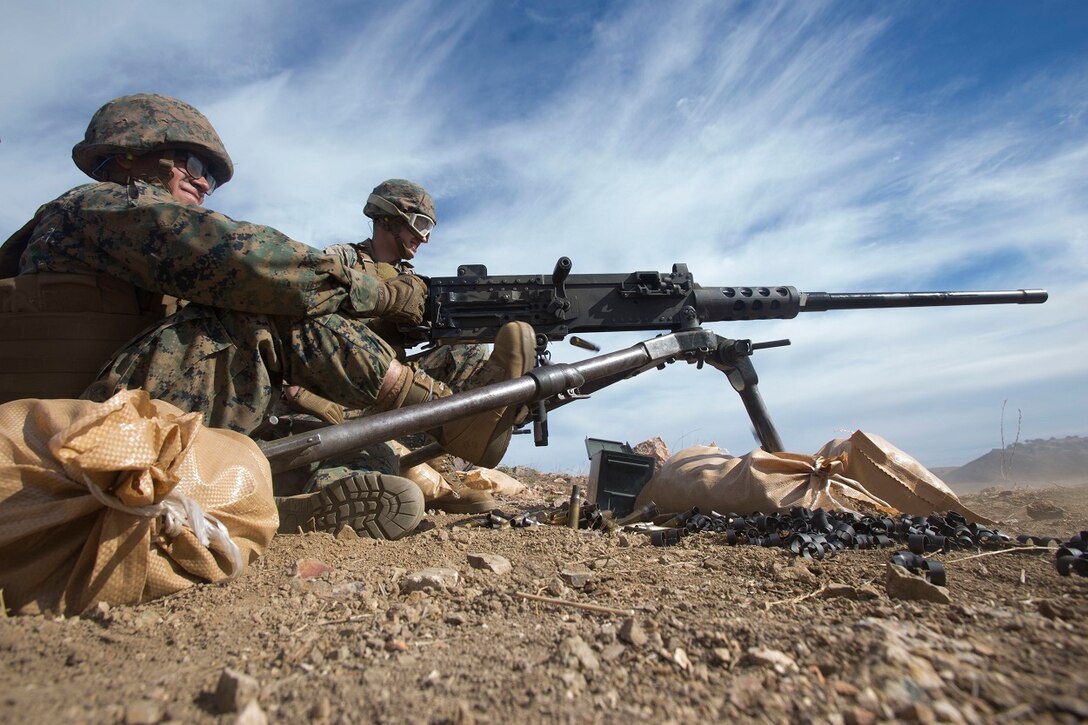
[366,193,436,240]
[174,150,218,194]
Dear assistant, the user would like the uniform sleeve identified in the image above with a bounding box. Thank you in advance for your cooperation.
[22,183,383,318]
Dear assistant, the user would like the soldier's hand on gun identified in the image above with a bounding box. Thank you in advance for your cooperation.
[375,273,428,325]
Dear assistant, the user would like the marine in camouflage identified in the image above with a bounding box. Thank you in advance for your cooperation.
[3,93,402,435]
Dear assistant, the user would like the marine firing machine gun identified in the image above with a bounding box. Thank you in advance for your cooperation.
[260,257,1046,473]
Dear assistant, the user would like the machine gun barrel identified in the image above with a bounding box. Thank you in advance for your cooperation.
[799,289,1048,312]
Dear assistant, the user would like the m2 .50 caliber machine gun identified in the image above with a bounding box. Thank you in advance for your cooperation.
[260,257,1046,474]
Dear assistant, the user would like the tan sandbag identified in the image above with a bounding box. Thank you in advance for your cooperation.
[0,390,277,615]
[461,467,527,497]
[635,444,893,516]
[817,431,994,525]
[389,441,453,500]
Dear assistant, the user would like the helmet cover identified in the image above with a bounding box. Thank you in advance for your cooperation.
[72,93,233,185]
[363,179,436,223]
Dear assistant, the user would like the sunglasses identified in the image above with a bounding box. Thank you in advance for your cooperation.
[174,151,219,194]
[366,193,436,240]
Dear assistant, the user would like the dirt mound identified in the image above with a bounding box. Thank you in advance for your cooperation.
[941,436,1088,486]
[1,479,1086,723]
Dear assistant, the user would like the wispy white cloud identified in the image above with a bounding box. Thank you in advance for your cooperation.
[1,0,1084,473]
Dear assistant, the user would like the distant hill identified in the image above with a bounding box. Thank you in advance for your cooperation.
[939,436,1088,487]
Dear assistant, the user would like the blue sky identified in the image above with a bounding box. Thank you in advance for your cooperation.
[2,0,1085,474]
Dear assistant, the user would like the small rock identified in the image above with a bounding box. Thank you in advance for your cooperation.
[600,643,626,661]
[710,648,732,667]
[819,583,863,600]
[560,570,593,588]
[672,648,691,670]
[335,525,359,540]
[834,681,859,697]
[445,613,467,626]
[214,668,260,714]
[844,707,876,725]
[400,568,460,594]
[618,618,648,646]
[385,638,409,652]
[896,701,936,723]
[466,553,512,575]
[235,700,268,725]
[124,700,163,725]
[930,700,967,725]
[560,670,588,693]
[294,558,334,580]
[555,636,600,672]
[632,436,671,466]
[744,647,799,674]
[545,579,570,597]
[130,610,161,630]
[886,563,951,604]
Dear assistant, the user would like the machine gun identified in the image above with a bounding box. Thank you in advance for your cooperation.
[260,257,1046,473]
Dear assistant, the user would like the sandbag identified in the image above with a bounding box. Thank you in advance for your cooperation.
[817,430,993,525]
[461,467,528,497]
[0,390,277,615]
[635,444,891,515]
[388,440,454,500]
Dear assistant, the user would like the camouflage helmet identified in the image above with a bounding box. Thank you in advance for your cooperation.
[364,179,436,224]
[72,93,234,186]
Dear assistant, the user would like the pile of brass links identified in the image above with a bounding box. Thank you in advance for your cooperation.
[1054,531,1088,577]
[458,498,1087,579]
[645,507,1088,578]
[646,508,1011,556]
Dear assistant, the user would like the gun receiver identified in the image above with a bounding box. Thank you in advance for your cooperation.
[424,257,1047,344]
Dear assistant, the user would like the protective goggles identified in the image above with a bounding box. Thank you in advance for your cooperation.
[366,193,436,239]
[174,151,218,194]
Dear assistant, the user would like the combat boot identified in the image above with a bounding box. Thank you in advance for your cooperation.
[275,472,425,540]
[375,321,535,468]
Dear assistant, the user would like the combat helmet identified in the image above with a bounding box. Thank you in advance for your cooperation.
[72,93,234,187]
[364,179,436,239]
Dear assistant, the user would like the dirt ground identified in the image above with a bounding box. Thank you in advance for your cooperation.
[1,474,1086,724]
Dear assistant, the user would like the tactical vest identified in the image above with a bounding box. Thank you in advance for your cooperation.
[0,268,167,404]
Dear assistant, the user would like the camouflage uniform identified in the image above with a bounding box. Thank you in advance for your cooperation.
[4,94,408,434]
[15,180,400,433]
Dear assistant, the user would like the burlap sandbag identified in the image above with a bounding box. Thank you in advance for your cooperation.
[388,440,454,500]
[461,467,527,497]
[817,430,994,525]
[634,444,893,515]
[0,390,277,615]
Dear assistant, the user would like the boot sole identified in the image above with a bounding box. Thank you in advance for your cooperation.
[275,473,424,540]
